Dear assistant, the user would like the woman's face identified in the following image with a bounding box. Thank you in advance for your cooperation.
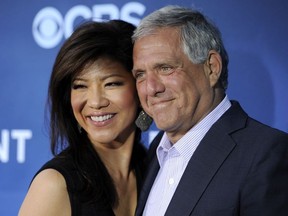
[71,58,138,148]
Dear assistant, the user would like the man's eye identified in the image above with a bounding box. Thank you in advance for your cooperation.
[134,72,145,80]
[161,66,172,72]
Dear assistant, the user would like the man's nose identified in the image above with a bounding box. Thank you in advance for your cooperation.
[146,72,165,97]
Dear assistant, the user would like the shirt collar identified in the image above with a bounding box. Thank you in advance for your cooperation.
[156,95,231,166]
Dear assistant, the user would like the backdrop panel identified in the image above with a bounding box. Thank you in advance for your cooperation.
[0,0,287,215]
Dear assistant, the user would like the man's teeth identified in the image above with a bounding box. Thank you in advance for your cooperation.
[91,114,113,122]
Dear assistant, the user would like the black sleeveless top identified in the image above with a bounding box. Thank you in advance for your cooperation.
[34,146,146,216]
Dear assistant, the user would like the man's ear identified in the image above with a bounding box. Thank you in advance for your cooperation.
[205,50,222,87]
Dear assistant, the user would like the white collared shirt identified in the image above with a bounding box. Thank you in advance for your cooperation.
[143,96,231,216]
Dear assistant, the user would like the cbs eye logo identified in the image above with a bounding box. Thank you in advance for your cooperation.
[32,7,63,49]
[32,3,146,49]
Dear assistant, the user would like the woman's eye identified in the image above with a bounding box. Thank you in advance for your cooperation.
[105,82,123,87]
[72,83,86,89]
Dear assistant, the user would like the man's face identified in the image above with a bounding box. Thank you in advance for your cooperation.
[133,28,216,143]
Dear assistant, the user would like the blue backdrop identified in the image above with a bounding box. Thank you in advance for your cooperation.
[0,0,287,215]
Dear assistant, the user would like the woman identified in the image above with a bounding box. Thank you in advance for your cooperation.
[18,20,147,216]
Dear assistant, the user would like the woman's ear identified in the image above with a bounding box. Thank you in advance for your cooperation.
[205,50,222,87]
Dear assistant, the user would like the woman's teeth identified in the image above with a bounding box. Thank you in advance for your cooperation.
[91,114,113,122]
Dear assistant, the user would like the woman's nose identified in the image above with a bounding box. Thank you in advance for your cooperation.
[87,87,109,109]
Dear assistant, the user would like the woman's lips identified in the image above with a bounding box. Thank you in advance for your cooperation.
[90,114,114,122]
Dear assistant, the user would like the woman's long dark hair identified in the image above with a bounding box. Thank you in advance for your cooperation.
[46,20,145,208]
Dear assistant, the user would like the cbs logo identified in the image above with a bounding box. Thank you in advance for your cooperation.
[32,2,146,49]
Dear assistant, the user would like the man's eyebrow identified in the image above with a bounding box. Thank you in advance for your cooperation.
[132,62,169,74]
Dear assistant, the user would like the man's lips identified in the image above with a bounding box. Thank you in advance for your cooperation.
[149,98,174,106]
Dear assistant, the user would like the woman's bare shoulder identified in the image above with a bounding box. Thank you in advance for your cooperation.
[18,169,71,216]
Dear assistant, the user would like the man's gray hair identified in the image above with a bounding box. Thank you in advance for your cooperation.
[133,5,229,90]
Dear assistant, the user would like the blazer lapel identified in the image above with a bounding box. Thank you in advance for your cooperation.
[165,133,236,216]
[136,131,164,216]
[165,101,246,216]
[136,156,160,216]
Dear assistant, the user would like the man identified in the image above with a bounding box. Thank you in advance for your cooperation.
[132,5,288,216]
